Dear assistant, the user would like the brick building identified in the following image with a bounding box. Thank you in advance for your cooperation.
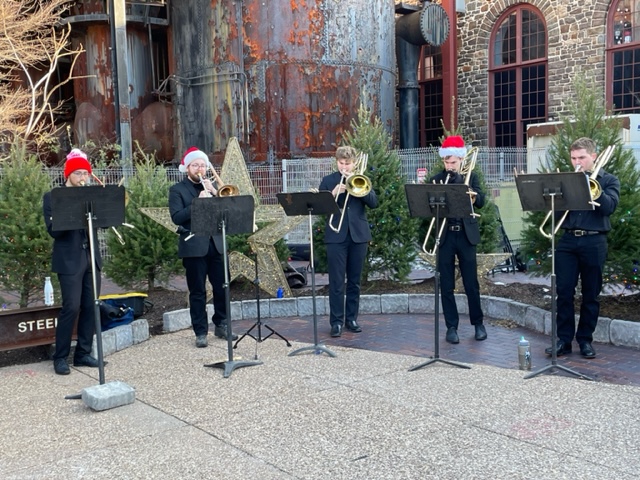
[418,0,638,148]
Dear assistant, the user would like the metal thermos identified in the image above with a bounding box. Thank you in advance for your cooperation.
[44,277,54,306]
[518,336,531,370]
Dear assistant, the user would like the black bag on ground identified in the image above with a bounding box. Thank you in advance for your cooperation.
[99,299,135,331]
[282,262,307,289]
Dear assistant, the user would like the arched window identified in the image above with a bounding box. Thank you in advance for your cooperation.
[607,0,640,113]
[489,6,548,147]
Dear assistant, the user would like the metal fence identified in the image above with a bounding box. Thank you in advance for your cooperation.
[13,143,640,259]
[33,146,550,253]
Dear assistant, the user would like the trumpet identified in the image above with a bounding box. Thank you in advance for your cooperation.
[538,145,615,239]
[328,153,372,233]
[422,147,479,255]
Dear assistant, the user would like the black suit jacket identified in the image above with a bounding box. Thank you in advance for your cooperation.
[428,170,485,246]
[169,177,223,257]
[42,190,102,274]
[319,171,379,243]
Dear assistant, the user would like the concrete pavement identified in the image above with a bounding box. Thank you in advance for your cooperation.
[1,325,639,479]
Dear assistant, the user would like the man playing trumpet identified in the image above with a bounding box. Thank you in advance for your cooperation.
[547,137,620,359]
[429,136,487,344]
[169,147,237,348]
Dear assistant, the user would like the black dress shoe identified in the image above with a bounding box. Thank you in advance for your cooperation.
[214,324,238,340]
[474,324,487,341]
[545,340,572,356]
[54,358,70,375]
[579,342,596,359]
[345,320,362,333]
[73,355,105,368]
[446,327,459,344]
[330,324,342,337]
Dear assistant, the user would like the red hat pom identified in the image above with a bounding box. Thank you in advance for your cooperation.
[63,149,92,179]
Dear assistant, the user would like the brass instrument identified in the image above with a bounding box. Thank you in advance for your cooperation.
[207,166,240,197]
[197,174,214,197]
[328,153,372,233]
[587,144,615,202]
[538,145,615,239]
[422,147,479,255]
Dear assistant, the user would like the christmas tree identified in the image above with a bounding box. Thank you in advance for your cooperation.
[103,151,183,290]
[314,107,421,282]
[520,75,640,289]
[0,141,54,307]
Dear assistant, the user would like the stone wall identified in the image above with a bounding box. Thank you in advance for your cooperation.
[457,0,611,144]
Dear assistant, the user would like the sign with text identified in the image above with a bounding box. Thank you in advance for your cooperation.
[0,306,77,351]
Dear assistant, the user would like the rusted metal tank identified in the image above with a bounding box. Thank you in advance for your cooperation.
[66,2,172,160]
[170,0,396,162]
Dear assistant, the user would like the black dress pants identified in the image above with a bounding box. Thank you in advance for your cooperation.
[183,240,227,337]
[437,229,483,329]
[555,233,607,344]
[55,255,99,360]
[326,237,368,326]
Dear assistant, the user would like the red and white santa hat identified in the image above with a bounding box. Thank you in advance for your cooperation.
[179,147,211,173]
[439,135,467,158]
[63,148,92,179]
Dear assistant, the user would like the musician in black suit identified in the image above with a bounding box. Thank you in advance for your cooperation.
[429,136,487,344]
[319,146,378,337]
[169,147,236,348]
[546,137,620,359]
[43,149,103,375]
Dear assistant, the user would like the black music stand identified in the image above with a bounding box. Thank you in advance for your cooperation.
[276,191,339,357]
[51,185,126,395]
[515,172,594,381]
[191,195,263,378]
[233,247,292,352]
[405,183,473,371]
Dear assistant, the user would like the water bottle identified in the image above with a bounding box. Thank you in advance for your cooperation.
[518,336,531,371]
[44,277,54,306]
[276,287,284,298]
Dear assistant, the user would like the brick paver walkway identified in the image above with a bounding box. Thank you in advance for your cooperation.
[233,312,640,387]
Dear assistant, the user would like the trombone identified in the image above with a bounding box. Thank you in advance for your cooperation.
[199,166,239,197]
[422,146,479,255]
[538,145,615,239]
[328,153,372,233]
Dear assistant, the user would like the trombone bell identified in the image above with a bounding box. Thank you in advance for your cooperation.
[588,178,602,201]
[346,175,372,197]
[218,184,239,197]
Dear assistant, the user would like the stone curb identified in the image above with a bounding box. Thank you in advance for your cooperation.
[162,294,640,349]
[91,318,150,359]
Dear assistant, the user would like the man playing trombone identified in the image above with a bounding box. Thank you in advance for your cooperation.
[546,137,620,359]
[429,136,487,344]
[42,149,103,375]
[169,147,237,348]
[319,146,378,337]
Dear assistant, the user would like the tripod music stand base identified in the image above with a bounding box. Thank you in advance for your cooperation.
[288,343,337,358]
[524,362,593,381]
[409,356,471,371]
[205,359,263,378]
[235,324,291,348]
